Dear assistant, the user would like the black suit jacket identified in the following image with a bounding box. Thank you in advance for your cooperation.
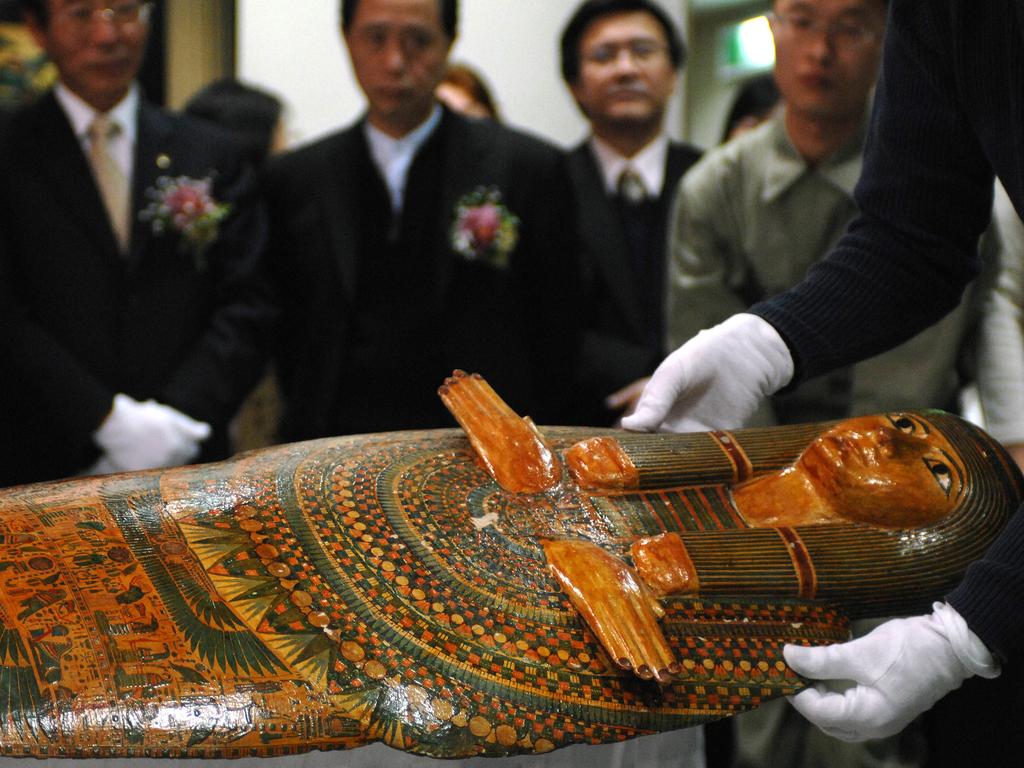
[567,139,701,425]
[263,109,581,441]
[0,91,276,486]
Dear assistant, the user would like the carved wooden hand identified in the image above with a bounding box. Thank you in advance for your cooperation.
[543,538,680,683]
[438,369,561,493]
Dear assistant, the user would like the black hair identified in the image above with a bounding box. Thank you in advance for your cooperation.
[183,78,284,166]
[720,73,780,143]
[18,0,48,25]
[341,0,457,39]
[560,0,686,84]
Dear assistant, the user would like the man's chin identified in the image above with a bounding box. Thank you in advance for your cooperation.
[368,103,434,136]
[68,82,132,111]
[792,99,862,123]
[604,109,661,129]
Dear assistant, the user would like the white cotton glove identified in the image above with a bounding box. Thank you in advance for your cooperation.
[90,393,211,473]
[621,313,794,433]
[784,602,1000,742]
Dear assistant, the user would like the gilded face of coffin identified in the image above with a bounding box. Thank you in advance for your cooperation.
[797,413,965,527]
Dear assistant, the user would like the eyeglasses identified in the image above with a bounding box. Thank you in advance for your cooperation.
[769,11,881,49]
[59,1,153,32]
[582,39,669,67]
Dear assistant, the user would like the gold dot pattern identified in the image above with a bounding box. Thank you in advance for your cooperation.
[184,428,855,757]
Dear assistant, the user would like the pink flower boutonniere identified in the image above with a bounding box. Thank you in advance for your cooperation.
[450,186,520,269]
[139,175,231,271]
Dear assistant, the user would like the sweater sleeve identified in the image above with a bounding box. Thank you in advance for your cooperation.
[947,503,1024,661]
[751,0,993,383]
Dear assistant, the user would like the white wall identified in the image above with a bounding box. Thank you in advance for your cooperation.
[686,0,769,148]
[237,0,687,150]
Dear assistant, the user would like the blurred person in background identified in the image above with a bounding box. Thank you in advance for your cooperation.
[0,0,274,487]
[560,0,701,427]
[183,77,286,164]
[720,71,779,143]
[435,60,498,120]
[184,76,287,453]
[262,0,582,443]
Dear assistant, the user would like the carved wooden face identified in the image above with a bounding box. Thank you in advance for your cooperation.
[796,413,965,527]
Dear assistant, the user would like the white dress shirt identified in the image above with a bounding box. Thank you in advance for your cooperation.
[364,105,443,215]
[589,133,670,199]
[54,82,139,184]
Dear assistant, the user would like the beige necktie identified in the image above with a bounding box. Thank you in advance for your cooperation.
[88,115,130,251]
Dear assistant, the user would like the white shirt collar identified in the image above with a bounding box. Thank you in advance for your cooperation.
[364,104,443,213]
[589,133,670,198]
[54,82,140,147]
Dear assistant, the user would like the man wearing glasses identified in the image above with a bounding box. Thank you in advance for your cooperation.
[0,0,275,486]
[665,0,941,435]
[666,0,983,438]
[559,0,701,428]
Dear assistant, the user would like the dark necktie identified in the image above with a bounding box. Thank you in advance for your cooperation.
[615,169,662,345]
[617,167,647,206]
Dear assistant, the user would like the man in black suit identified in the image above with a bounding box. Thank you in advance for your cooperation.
[0,0,275,487]
[263,0,580,441]
[561,0,701,425]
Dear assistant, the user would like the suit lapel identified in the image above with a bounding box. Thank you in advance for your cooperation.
[31,93,122,262]
[661,143,691,207]
[130,101,175,264]
[655,142,694,281]
[434,111,486,300]
[321,128,362,301]
[569,144,646,339]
